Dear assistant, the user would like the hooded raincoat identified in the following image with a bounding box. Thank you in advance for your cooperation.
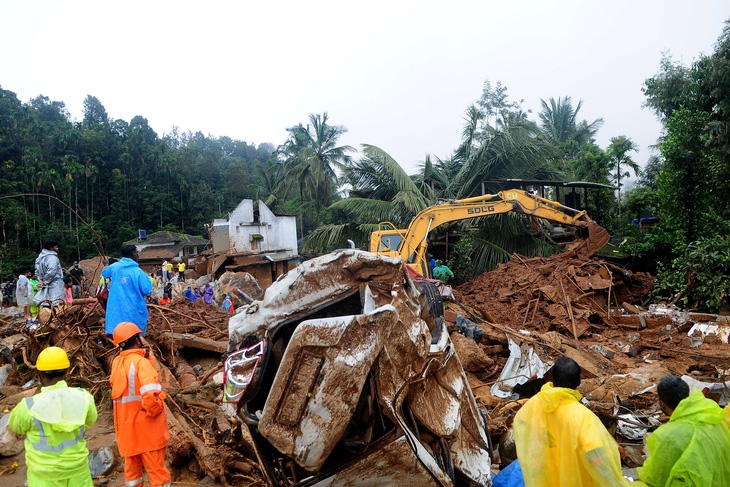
[9,380,97,486]
[202,283,214,304]
[101,257,152,335]
[513,383,628,487]
[636,390,730,486]
[33,249,65,306]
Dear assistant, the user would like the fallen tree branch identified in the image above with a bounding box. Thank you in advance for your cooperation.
[165,403,229,486]
[198,362,223,386]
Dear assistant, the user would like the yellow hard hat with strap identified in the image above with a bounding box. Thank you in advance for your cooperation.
[36,346,70,371]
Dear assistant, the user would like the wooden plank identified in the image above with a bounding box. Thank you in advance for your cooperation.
[162,332,227,353]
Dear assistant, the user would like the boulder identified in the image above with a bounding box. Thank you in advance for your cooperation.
[194,275,211,288]
[215,271,263,308]
[88,445,117,477]
[450,331,494,372]
[0,413,24,456]
[0,365,11,389]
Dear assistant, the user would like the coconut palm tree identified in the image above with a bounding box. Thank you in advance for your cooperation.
[277,113,355,231]
[538,96,604,145]
[303,144,427,250]
[450,112,552,197]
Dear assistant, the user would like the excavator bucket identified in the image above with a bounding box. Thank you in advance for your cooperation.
[568,221,611,259]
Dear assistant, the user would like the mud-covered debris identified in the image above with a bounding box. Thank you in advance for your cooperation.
[0,413,23,457]
[228,249,493,486]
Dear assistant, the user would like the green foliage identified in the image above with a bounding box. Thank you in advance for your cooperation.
[0,84,275,275]
[653,235,730,312]
[276,112,355,232]
[446,236,474,285]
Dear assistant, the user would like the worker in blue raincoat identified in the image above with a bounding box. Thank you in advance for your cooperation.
[101,245,152,335]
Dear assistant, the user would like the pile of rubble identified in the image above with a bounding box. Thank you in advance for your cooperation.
[3,228,730,483]
[456,231,653,339]
[449,227,730,471]
[0,272,265,486]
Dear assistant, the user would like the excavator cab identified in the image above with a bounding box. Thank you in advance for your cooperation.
[370,223,406,255]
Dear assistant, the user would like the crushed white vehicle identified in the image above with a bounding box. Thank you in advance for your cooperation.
[225,250,492,486]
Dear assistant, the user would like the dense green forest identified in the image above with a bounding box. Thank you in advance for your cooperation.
[2,20,730,311]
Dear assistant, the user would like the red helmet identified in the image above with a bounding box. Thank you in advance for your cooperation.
[113,322,143,346]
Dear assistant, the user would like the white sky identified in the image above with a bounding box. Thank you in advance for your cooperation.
[1,1,729,177]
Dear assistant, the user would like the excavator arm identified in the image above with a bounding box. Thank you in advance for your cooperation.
[370,189,602,277]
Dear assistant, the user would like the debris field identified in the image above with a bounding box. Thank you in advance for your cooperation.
[1,226,730,484]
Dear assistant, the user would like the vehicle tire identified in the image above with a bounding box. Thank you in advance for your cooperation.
[416,282,444,344]
[416,282,444,319]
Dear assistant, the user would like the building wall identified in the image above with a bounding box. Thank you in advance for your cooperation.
[213,200,298,256]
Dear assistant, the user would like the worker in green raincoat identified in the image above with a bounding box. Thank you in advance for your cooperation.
[636,375,730,487]
[9,347,98,486]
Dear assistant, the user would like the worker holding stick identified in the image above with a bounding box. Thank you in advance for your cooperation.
[110,322,171,487]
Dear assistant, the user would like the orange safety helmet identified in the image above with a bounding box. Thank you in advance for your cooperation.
[113,322,143,346]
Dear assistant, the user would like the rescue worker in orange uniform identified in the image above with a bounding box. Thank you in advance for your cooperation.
[110,322,171,487]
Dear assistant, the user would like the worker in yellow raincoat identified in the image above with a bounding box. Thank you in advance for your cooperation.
[513,356,629,487]
[635,376,730,486]
[9,347,98,486]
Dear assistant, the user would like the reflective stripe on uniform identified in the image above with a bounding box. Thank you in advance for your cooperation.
[125,477,144,486]
[114,362,142,404]
[139,383,162,394]
[24,397,85,453]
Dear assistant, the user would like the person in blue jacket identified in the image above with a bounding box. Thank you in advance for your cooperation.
[101,245,152,335]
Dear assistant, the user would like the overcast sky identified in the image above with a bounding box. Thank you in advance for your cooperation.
[1,1,729,177]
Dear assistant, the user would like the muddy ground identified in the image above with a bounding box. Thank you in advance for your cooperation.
[1,238,730,485]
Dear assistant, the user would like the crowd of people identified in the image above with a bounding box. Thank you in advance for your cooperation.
[3,241,240,486]
[1,243,235,322]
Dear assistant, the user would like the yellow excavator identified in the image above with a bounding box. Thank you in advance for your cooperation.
[369,189,608,278]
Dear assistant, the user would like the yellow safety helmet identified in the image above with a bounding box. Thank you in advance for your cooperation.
[113,322,143,346]
[36,346,70,371]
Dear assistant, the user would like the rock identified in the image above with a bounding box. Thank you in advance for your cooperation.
[621,345,639,357]
[215,271,264,308]
[88,446,117,477]
[444,309,457,323]
[194,275,211,288]
[590,345,615,359]
[0,365,11,389]
[450,332,494,372]
[621,444,645,467]
[498,428,517,467]
[628,333,641,343]
[0,413,24,456]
